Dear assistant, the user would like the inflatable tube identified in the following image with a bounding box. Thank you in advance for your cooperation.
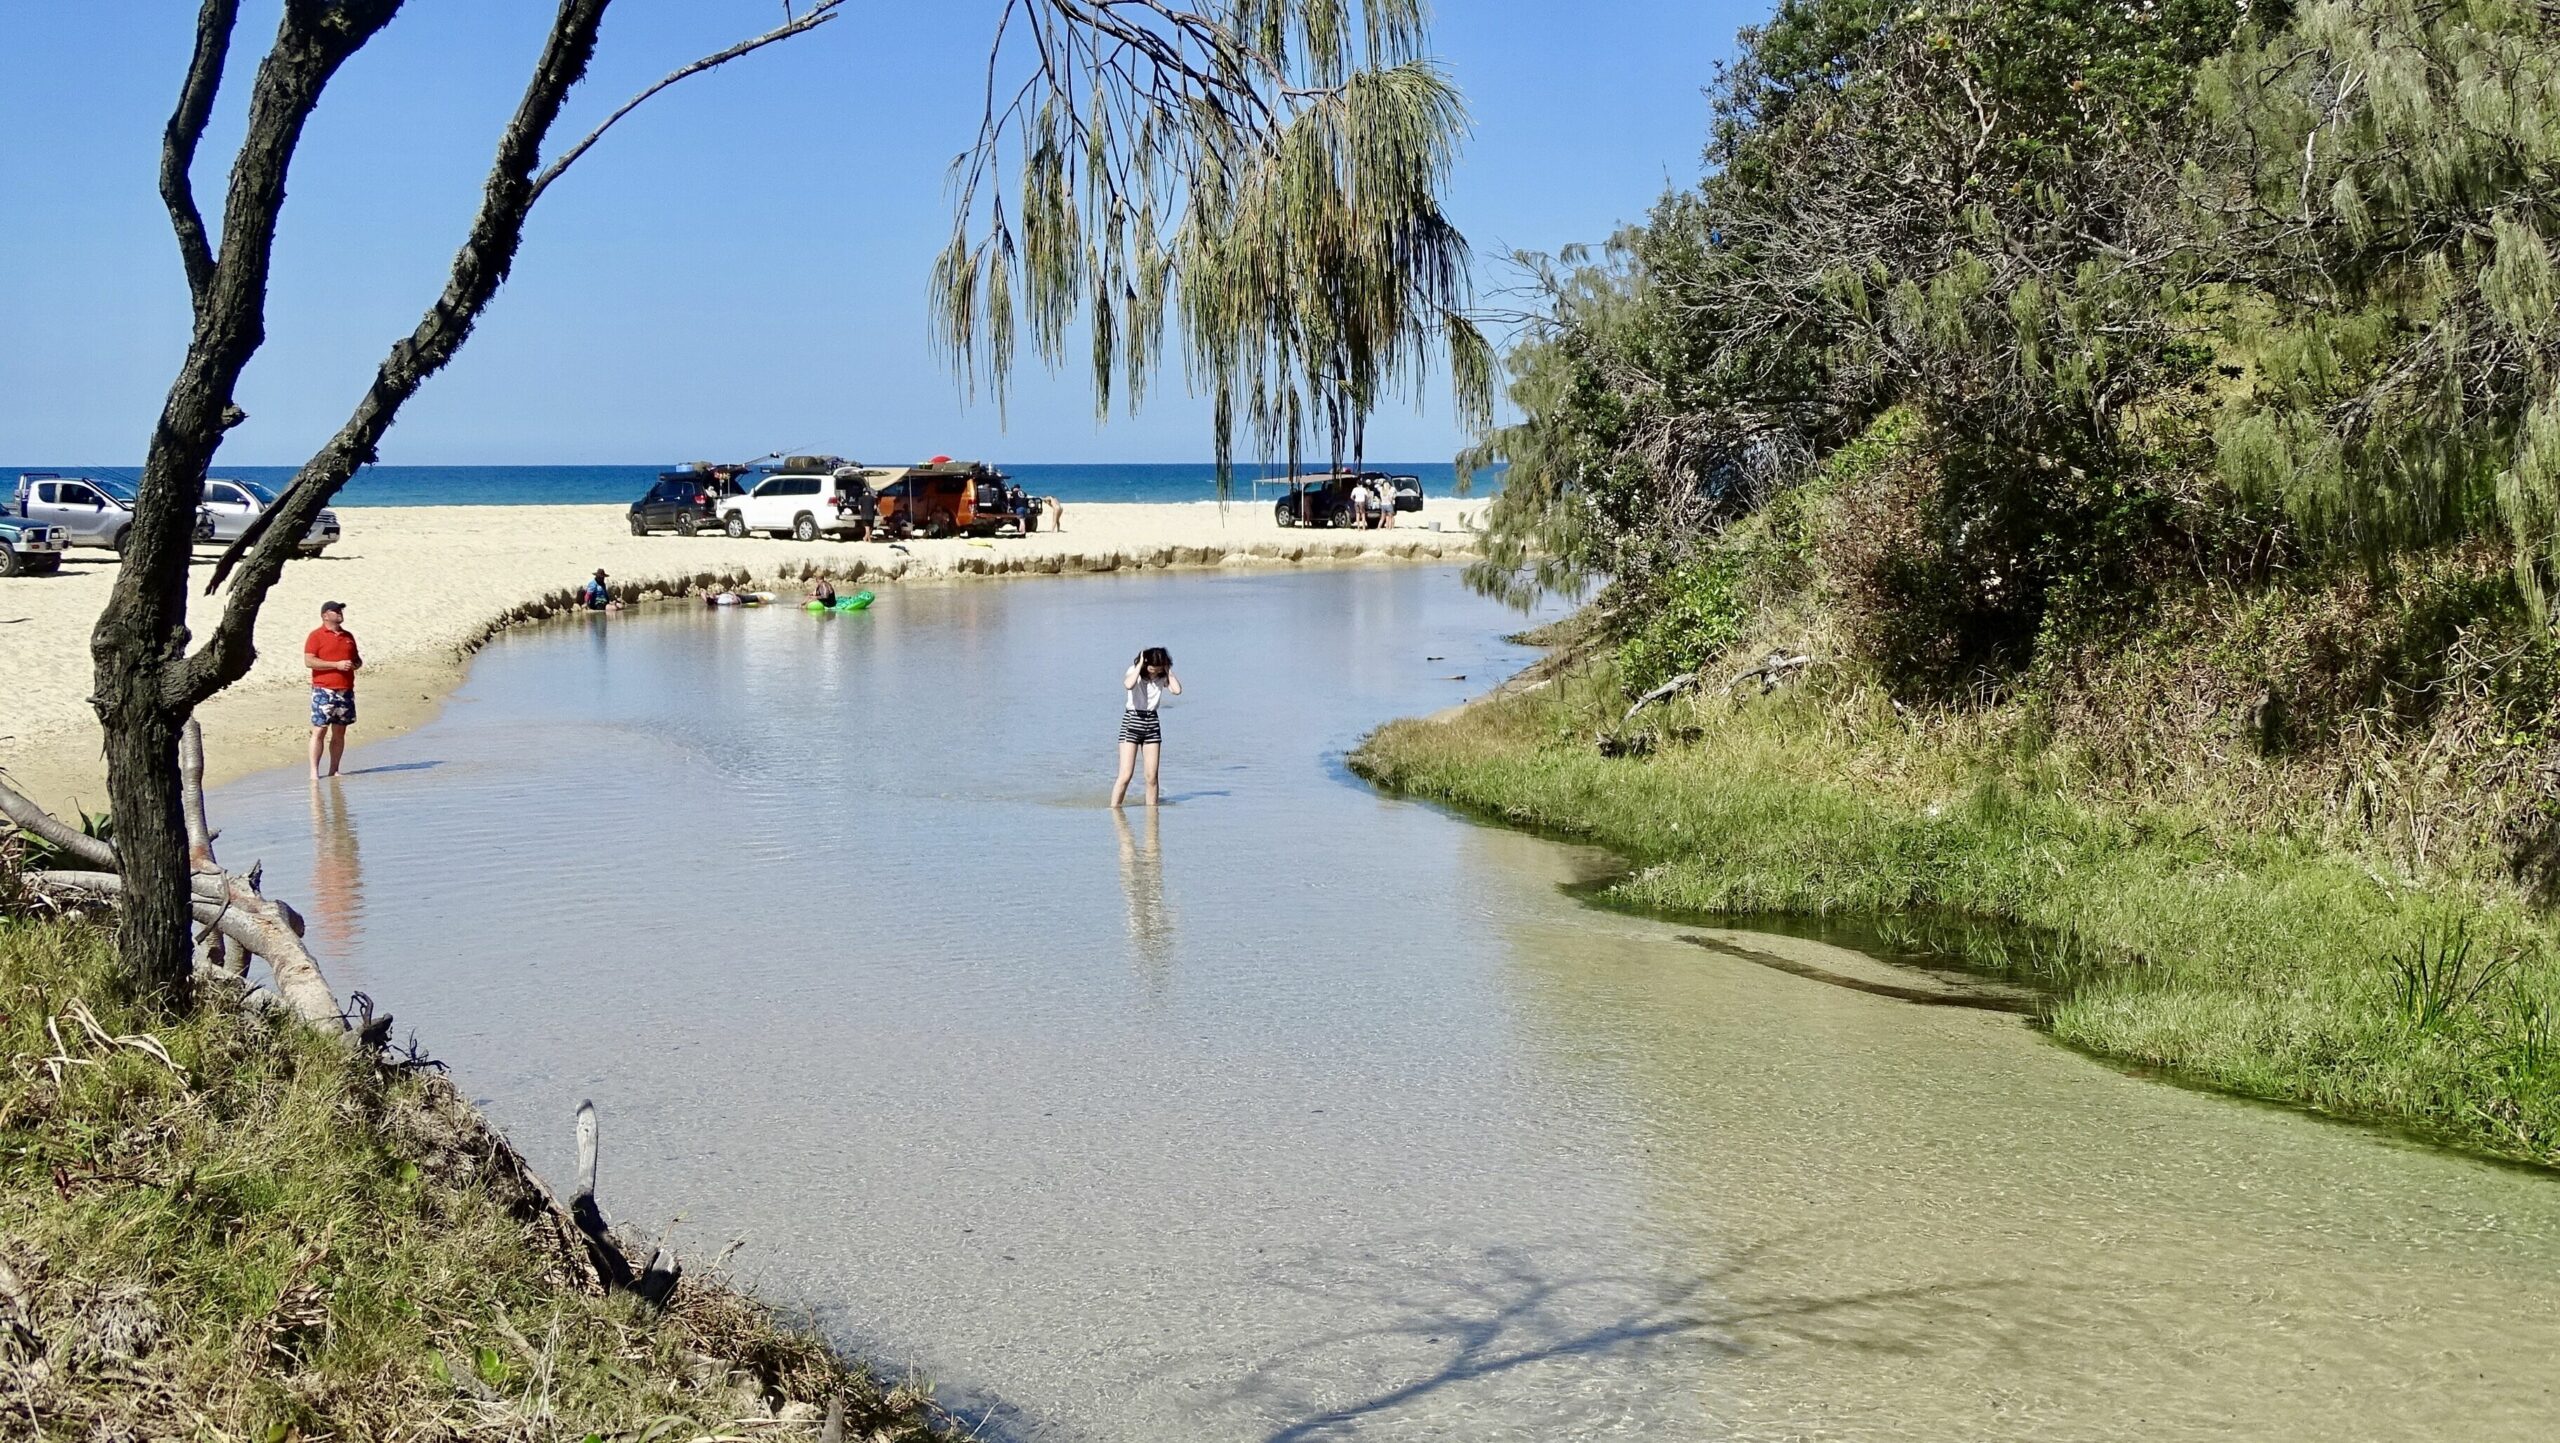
[840,590,875,612]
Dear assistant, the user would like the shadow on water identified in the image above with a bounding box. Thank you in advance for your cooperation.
[1209,1232,2049,1443]
[337,759,446,777]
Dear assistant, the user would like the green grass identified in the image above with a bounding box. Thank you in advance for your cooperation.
[0,915,943,1441]
[1353,665,2560,1167]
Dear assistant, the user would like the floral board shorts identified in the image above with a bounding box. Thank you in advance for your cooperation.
[310,687,357,727]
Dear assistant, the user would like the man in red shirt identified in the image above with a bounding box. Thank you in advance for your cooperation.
[304,600,362,779]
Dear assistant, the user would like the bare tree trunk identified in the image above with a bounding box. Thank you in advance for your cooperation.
[96,677,193,1001]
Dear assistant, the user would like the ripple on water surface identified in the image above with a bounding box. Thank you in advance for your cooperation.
[211,567,2560,1442]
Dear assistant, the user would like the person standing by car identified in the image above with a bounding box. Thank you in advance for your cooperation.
[304,600,361,779]
[1111,647,1182,807]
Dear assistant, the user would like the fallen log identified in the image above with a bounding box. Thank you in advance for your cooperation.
[1621,670,1701,726]
[2,721,343,1032]
[1729,650,1812,695]
[572,1100,682,1308]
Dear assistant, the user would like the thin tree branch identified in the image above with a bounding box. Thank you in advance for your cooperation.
[160,0,241,314]
[529,0,845,205]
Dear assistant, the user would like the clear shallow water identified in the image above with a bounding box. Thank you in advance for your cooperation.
[206,568,2560,1441]
[6,461,1495,508]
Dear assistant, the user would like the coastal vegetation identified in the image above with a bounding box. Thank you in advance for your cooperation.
[0,908,940,1440]
[1382,0,2560,1164]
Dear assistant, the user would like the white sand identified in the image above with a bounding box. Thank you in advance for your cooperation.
[0,498,1484,808]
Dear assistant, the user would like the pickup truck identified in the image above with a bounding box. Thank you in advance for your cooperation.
[196,478,341,555]
[14,473,151,554]
[719,470,874,541]
[0,517,66,576]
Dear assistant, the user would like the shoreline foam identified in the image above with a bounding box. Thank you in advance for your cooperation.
[0,498,1483,808]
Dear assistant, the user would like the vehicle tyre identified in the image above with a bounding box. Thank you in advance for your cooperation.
[113,527,132,557]
[793,513,819,542]
[0,546,20,578]
[676,514,698,537]
[629,513,649,536]
[724,512,747,539]
[1275,502,1296,528]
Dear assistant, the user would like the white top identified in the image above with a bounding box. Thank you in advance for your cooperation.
[1126,676,1168,711]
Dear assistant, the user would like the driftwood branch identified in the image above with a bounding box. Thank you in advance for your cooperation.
[6,725,341,1032]
[570,1100,682,1307]
[0,777,116,871]
[26,868,343,1034]
[1621,671,1701,725]
[1728,651,1812,695]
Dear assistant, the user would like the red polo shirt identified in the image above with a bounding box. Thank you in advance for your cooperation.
[306,626,359,691]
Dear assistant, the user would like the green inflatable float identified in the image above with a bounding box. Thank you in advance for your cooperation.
[806,590,876,614]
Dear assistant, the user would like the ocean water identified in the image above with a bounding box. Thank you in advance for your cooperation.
[6,461,1496,508]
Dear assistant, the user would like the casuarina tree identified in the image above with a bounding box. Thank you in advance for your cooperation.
[90,0,1490,1004]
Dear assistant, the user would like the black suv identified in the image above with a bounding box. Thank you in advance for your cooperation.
[1271,472,1422,528]
[628,472,725,536]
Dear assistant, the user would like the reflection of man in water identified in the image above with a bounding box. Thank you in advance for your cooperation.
[1113,805,1175,989]
[307,779,365,961]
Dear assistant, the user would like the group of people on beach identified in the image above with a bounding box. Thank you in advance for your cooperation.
[1350,476,1401,529]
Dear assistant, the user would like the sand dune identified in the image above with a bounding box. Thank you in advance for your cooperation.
[0,498,1484,808]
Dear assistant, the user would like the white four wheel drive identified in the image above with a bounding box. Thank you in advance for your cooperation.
[719,471,870,541]
[198,478,342,555]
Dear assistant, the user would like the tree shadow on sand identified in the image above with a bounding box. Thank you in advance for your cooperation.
[1206,1230,2059,1442]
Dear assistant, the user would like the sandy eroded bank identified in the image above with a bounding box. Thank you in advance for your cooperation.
[0,497,1482,808]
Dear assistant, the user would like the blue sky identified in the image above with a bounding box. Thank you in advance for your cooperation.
[0,3,1752,465]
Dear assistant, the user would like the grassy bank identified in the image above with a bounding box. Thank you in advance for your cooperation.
[1354,660,2560,1168]
[0,915,942,1440]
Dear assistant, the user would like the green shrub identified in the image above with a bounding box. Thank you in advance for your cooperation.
[1617,552,1748,694]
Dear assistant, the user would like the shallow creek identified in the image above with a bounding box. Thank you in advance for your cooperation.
[210,566,2560,1441]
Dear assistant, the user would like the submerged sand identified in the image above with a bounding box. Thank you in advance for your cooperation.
[0,498,1484,808]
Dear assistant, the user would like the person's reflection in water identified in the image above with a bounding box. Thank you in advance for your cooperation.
[1113,805,1175,994]
[307,778,366,959]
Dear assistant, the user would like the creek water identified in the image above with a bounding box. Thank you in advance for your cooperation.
[207,567,2560,1442]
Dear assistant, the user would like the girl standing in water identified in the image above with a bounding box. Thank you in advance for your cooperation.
[1112,647,1182,807]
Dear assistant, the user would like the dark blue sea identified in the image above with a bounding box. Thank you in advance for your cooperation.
[7,461,1494,508]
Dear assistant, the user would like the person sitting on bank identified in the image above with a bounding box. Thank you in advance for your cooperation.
[580,569,621,612]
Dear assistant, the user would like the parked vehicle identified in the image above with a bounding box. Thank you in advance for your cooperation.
[873,461,1029,539]
[195,478,340,554]
[1271,470,1423,527]
[628,471,726,536]
[718,466,874,541]
[12,473,181,554]
[1272,474,1357,528]
[0,517,67,576]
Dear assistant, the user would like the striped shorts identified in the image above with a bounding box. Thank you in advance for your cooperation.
[1119,709,1162,745]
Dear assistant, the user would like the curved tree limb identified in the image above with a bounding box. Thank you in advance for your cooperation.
[159,0,240,314]
[529,0,844,206]
[0,776,116,871]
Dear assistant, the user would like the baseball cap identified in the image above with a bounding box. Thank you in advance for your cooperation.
[320,600,346,615]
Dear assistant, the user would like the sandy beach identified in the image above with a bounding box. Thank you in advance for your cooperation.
[0,497,1484,809]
